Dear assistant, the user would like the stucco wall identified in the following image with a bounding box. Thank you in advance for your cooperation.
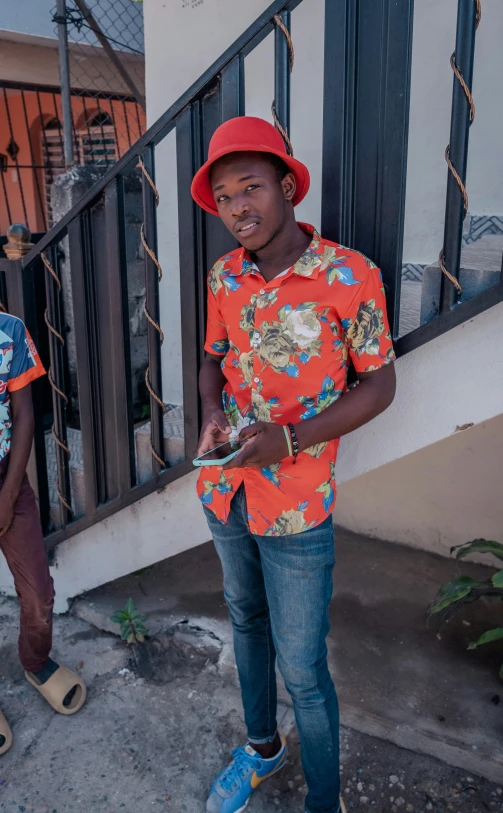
[336,413,503,557]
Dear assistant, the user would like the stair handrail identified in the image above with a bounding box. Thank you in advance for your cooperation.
[22,0,302,268]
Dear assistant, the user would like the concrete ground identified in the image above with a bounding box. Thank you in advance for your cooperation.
[1,530,503,812]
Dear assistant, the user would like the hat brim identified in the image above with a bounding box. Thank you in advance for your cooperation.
[190,144,310,215]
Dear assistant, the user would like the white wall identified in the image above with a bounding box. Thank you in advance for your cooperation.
[336,413,503,557]
[336,300,503,483]
[403,0,503,264]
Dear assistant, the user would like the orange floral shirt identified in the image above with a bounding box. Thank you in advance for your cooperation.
[198,224,395,536]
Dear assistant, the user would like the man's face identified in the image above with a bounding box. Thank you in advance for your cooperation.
[210,152,296,252]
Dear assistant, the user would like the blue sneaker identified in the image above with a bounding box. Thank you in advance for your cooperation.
[206,731,288,813]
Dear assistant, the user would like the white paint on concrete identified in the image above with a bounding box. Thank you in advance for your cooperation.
[336,413,503,559]
[0,469,209,613]
[336,300,503,483]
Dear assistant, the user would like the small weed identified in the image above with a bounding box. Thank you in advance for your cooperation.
[111,598,149,645]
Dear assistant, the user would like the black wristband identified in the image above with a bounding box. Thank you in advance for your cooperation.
[287,422,299,464]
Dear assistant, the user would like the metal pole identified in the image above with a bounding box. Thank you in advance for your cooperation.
[56,0,75,168]
[440,0,477,312]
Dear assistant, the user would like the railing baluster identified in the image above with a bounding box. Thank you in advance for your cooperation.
[220,55,245,121]
[140,145,166,473]
[273,9,292,153]
[440,0,478,313]
[104,177,136,493]
[43,244,72,527]
[68,213,100,515]
[176,103,205,460]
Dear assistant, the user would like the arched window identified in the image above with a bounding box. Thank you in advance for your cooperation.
[77,111,117,166]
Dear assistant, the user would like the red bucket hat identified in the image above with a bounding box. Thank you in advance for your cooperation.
[191,116,310,216]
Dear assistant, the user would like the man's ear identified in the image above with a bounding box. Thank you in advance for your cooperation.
[282,172,297,202]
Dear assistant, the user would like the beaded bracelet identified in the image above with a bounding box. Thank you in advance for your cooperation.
[287,422,299,464]
[283,424,293,457]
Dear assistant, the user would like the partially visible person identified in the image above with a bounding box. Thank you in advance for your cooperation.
[0,312,86,757]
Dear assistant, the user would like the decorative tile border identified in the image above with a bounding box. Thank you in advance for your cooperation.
[401,214,503,280]
[402,263,426,281]
[463,215,503,245]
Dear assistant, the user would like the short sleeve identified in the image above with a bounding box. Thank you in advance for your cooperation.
[7,320,46,392]
[342,267,396,373]
[204,279,228,356]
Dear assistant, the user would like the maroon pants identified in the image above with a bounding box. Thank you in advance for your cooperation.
[0,457,54,672]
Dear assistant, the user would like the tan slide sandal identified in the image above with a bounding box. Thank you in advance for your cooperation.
[0,710,13,755]
[25,665,87,715]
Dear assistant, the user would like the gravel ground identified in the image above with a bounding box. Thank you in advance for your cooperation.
[0,596,502,813]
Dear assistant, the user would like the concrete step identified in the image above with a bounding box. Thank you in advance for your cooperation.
[44,404,185,520]
[421,234,503,325]
[135,404,185,484]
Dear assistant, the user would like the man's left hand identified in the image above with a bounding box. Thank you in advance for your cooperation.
[222,422,289,471]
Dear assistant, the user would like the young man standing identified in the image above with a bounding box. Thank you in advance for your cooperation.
[0,313,86,756]
[191,117,396,813]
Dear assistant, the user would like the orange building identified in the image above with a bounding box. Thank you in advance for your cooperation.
[1,82,145,235]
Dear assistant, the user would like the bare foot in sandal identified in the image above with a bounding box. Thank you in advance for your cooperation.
[25,656,87,715]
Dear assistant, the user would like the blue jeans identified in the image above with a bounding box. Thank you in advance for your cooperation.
[204,485,340,813]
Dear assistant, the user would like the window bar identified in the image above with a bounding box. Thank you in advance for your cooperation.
[36,91,54,188]
[134,101,143,141]
[273,10,293,155]
[439,0,479,313]
[93,97,108,166]
[140,146,166,473]
[81,96,94,163]
[21,90,48,231]
[43,243,72,527]
[1,169,13,225]
[2,87,29,226]
[109,99,120,158]
[51,91,66,170]
[122,100,132,150]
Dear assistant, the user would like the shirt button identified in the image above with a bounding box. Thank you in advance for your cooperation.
[253,332,260,339]
[259,288,265,295]
[253,377,260,384]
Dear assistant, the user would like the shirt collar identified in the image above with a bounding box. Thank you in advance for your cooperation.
[229,223,325,279]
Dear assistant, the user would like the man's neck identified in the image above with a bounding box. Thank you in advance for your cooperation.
[251,221,311,283]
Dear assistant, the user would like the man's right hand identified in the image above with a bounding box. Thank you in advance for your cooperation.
[196,404,231,457]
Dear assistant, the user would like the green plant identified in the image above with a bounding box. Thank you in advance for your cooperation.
[111,598,149,645]
[428,539,503,679]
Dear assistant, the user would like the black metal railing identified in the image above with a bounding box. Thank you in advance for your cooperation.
[0,0,500,552]
[0,80,146,234]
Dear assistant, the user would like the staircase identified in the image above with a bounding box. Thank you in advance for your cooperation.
[0,0,501,609]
